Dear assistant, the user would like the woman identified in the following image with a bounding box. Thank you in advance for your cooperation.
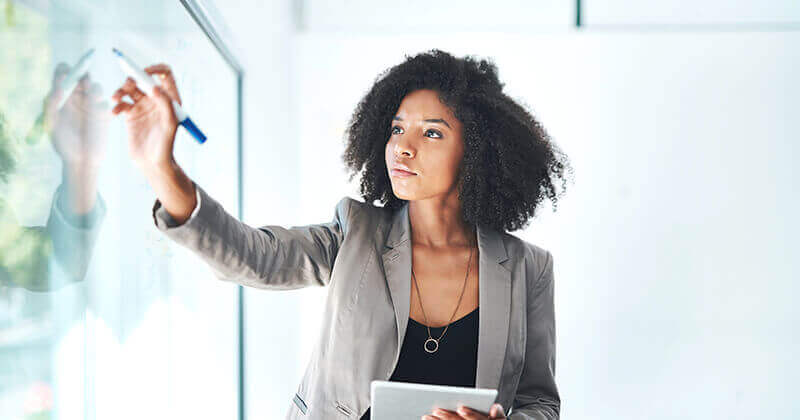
[110,49,571,420]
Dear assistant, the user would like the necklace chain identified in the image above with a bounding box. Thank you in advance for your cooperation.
[411,237,475,354]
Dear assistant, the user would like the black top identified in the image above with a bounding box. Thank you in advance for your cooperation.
[359,307,479,420]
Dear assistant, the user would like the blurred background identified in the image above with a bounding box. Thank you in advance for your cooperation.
[0,0,797,419]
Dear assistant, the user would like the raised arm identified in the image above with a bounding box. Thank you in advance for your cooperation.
[509,248,561,419]
[110,62,352,290]
[152,182,351,289]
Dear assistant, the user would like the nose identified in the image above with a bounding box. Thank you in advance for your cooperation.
[392,135,415,158]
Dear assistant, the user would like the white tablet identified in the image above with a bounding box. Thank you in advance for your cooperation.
[370,380,498,419]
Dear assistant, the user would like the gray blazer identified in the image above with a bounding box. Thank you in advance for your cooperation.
[151,182,560,419]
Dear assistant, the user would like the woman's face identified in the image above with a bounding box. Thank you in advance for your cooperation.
[385,89,464,202]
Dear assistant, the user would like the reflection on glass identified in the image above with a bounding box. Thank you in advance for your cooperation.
[1,60,109,292]
[1,1,239,418]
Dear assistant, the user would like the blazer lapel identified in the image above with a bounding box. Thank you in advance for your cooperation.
[381,202,413,363]
[474,222,512,390]
[380,201,511,391]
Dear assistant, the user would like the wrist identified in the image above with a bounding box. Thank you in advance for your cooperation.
[63,162,100,181]
[62,165,99,214]
[140,158,197,225]
[140,156,178,182]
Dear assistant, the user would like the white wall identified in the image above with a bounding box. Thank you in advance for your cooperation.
[211,1,325,418]
[301,0,575,32]
[583,0,800,26]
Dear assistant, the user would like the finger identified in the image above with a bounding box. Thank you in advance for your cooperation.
[111,87,135,105]
[52,62,70,86]
[124,77,146,102]
[112,77,146,103]
[111,101,134,116]
[110,79,132,102]
[144,63,181,105]
[77,73,91,92]
[111,87,127,104]
[456,406,484,420]
[433,408,461,419]
[489,404,505,419]
[47,63,70,107]
[150,85,174,112]
[74,77,92,106]
[421,416,442,420]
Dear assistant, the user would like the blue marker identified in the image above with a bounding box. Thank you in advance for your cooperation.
[112,48,206,144]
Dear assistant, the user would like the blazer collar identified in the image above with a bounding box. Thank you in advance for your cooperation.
[381,200,512,391]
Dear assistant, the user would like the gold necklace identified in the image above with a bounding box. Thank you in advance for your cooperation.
[411,238,475,354]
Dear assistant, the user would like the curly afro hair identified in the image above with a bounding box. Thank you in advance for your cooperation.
[342,49,573,233]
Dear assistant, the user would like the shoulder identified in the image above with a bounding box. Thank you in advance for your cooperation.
[504,232,554,291]
[334,196,384,218]
[333,196,391,231]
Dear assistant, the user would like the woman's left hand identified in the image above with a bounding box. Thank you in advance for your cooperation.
[422,403,506,419]
[46,62,110,170]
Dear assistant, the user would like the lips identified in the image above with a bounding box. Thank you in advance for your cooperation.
[391,168,416,177]
[391,163,416,175]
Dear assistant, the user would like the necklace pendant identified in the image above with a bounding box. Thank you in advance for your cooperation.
[424,338,439,353]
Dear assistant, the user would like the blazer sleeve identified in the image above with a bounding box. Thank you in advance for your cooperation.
[509,248,561,419]
[0,183,106,292]
[151,181,351,290]
[47,183,107,288]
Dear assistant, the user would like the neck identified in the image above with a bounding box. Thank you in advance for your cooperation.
[407,197,476,249]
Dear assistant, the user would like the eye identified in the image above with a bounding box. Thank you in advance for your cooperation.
[425,129,442,139]
[390,125,441,138]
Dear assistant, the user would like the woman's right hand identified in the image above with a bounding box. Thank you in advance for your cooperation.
[110,63,182,172]
[110,64,197,224]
